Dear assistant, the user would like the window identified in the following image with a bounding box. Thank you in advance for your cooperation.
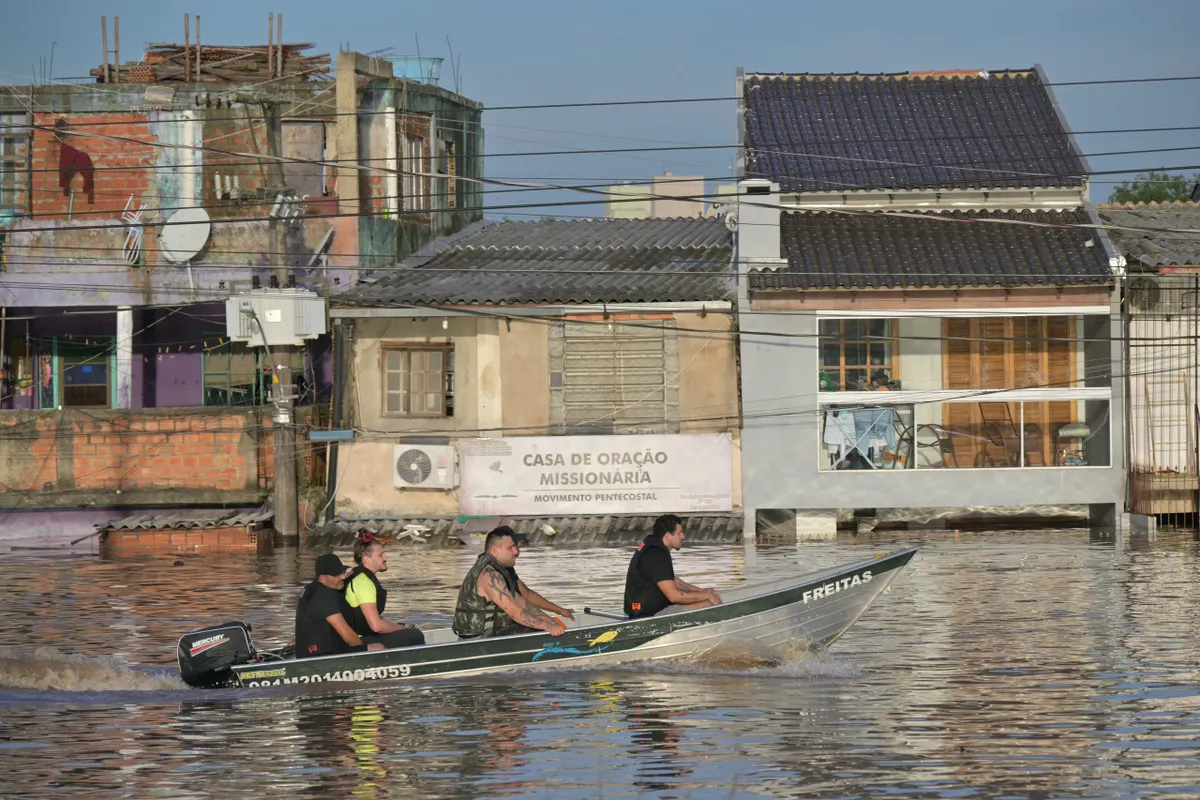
[435,138,455,210]
[402,134,427,211]
[819,319,899,391]
[0,111,29,210]
[202,335,306,407]
[54,340,113,408]
[942,316,1078,467]
[382,346,454,418]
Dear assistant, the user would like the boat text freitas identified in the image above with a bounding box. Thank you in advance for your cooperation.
[802,570,872,603]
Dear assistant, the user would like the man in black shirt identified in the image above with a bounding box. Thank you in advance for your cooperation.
[295,553,385,659]
[624,514,722,619]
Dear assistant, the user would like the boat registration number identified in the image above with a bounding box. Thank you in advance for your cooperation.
[245,664,411,687]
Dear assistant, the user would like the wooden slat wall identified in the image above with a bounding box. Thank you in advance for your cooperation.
[562,322,668,431]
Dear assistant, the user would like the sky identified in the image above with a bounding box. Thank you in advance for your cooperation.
[2,0,1198,217]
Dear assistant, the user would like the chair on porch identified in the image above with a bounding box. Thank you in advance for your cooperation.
[916,424,961,468]
[978,402,1044,467]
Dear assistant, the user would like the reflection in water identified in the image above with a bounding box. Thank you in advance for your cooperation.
[3,533,1200,797]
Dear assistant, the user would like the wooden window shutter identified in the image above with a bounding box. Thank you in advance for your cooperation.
[943,319,973,390]
[560,321,675,432]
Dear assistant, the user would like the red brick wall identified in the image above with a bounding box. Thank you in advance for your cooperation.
[0,409,266,495]
[73,413,257,492]
[200,111,272,220]
[30,113,155,219]
[101,526,261,555]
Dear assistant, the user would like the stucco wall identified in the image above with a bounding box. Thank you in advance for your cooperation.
[337,310,743,516]
[677,312,739,434]
[500,319,550,433]
[348,316,480,433]
[737,297,1126,522]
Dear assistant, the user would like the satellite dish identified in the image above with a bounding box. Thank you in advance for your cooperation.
[159,207,211,264]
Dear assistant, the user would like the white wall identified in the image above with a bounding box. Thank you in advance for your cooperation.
[897,317,943,426]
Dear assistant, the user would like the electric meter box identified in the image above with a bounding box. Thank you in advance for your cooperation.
[225,289,327,347]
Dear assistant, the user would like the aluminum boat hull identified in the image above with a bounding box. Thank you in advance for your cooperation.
[230,546,917,689]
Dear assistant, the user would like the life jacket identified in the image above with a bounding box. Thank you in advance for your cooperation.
[453,553,519,638]
[343,566,387,638]
[623,535,672,618]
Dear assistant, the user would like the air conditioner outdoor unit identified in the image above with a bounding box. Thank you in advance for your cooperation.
[393,444,458,490]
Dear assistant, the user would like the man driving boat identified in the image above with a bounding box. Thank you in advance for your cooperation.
[295,553,385,658]
[453,526,569,639]
[624,514,722,619]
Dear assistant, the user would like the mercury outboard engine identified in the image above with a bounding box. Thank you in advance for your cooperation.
[177,621,256,688]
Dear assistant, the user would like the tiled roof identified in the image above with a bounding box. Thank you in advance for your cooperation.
[1097,202,1200,267]
[742,70,1086,192]
[752,208,1113,290]
[340,218,734,306]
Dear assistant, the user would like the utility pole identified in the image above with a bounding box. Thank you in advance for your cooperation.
[263,99,299,541]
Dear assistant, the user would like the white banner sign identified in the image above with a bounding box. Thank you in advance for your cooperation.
[458,434,734,516]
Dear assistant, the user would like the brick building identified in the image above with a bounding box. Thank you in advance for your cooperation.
[0,42,484,543]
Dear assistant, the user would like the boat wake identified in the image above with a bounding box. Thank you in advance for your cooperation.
[0,647,187,692]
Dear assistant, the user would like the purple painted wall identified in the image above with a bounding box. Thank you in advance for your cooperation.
[2,303,332,410]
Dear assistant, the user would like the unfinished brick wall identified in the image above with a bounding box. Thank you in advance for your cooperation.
[101,526,262,555]
[0,409,267,497]
[200,111,273,220]
[30,113,155,218]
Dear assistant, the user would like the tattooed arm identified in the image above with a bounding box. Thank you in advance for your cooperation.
[478,569,567,636]
[517,579,576,620]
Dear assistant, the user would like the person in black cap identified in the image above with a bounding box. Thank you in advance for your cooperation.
[295,553,384,659]
[624,514,722,619]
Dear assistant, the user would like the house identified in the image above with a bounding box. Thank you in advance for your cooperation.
[1099,202,1200,522]
[325,217,743,541]
[733,67,1125,535]
[0,37,483,543]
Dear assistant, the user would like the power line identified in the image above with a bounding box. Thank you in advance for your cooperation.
[10,118,1200,221]
[484,74,1200,110]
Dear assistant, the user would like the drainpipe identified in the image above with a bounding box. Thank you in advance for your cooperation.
[324,317,346,523]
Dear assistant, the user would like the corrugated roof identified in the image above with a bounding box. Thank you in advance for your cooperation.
[1098,202,1200,268]
[309,513,743,547]
[753,208,1112,290]
[100,510,273,531]
[338,218,734,307]
[742,69,1086,192]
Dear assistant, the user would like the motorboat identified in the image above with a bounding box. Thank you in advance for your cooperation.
[178,546,918,689]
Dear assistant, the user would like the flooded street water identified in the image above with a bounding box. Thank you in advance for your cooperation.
[2,530,1200,798]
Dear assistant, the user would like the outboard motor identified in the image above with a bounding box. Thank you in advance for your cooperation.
[177,621,256,688]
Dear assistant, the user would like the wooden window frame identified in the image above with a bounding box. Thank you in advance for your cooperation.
[818,318,901,392]
[381,344,454,419]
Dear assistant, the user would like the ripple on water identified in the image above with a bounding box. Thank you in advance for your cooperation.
[0,646,188,693]
[2,532,1200,798]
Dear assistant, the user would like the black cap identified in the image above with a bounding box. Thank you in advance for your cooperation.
[315,553,347,578]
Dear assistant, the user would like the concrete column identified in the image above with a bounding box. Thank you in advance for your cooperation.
[476,320,503,436]
[116,306,133,409]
